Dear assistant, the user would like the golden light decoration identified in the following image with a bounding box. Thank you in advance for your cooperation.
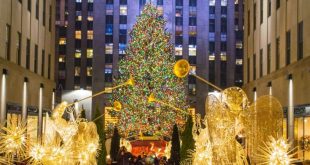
[244,95,283,163]
[113,101,122,111]
[205,94,236,163]
[148,93,156,103]
[221,87,249,116]
[28,144,46,165]
[186,114,213,165]
[126,75,135,86]
[256,136,296,165]
[0,121,28,162]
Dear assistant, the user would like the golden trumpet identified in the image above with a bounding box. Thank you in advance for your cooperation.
[173,59,190,78]
[66,76,134,108]
[92,101,123,122]
[173,59,222,91]
[148,93,188,114]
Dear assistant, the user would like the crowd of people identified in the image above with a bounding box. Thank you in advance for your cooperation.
[107,146,169,165]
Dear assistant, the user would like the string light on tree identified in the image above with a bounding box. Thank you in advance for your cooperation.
[112,3,187,137]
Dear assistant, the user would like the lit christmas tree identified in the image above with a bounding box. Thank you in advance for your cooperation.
[112,4,187,137]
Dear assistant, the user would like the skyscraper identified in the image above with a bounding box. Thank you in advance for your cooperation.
[56,0,243,118]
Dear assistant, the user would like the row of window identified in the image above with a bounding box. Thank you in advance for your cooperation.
[248,0,280,35]
[74,67,93,77]
[248,21,303,82]
[21,0,52,31]
[5,25,52,79]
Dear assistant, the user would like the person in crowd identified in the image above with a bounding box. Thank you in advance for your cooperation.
[117,146,131,165]
[135,155,144,165]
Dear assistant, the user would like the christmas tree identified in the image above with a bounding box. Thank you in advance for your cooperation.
[94,106,107,165]
[112,3,187,137]
[180,116,195,162]
[110,127,120,161]
[170,124,181,165]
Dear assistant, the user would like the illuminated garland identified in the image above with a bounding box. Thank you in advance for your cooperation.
[112,4,187,137]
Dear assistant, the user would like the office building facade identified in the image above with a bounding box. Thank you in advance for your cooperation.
[0,0,56,140]
[243,0,310,160]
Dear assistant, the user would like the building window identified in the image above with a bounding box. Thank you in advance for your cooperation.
[41,50,45,76]
[59,38,66,45]
[5,24,11,60]
[88,11,94,21]
[189,26,197,36]
[75,67,81,76]
[175,8,182,17]
[120,0,127,5]
[28,0,31,11]
[75,31,82,39]
[259,49,263,77]
[221,42,227,51]
[43,0,46,26]
[105,44,113,54]
[48,54,51,79]
[221,18,227,33]
[221,6,227,16]
[209,19,215,32]
[75,50,81,58]
[268,0,271,17]
[209,55,215,61]
[247,58,250,82]
[87,30,93,40]
[17,32,21,65]
[209,42,215,53]
[106,4,113,15]
[87,67,93,76]
[209,0,215,6]
[221,61,227,87]
[236,41,243,49]
[49,5,52,32]
[175,46,182,56]
[221,52,227,61]
[276,0,280,9]
[87,49,93,58]
[267,44,271,74]
[119,43,126,54]
[298,22,303,60]
[189,37,196,45]
[236,59,243,65]
[286,31,290,65]
[120,5,127,15]
[176,0,183,6]
[35,45,38,73]
[260,0,263,24]
[59,55,65,62]
[247,10,250,36]
[276,37,280,69]
[221,0,227,6]
[26,39,30,69]
[106,0,113,4]
[253,54,256,80]
[189,0,196,6]
[88,2,93,11]
[36,0,39,19]
[76,11,82,21]
[189,46,196,56]
[253,3,256,31]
